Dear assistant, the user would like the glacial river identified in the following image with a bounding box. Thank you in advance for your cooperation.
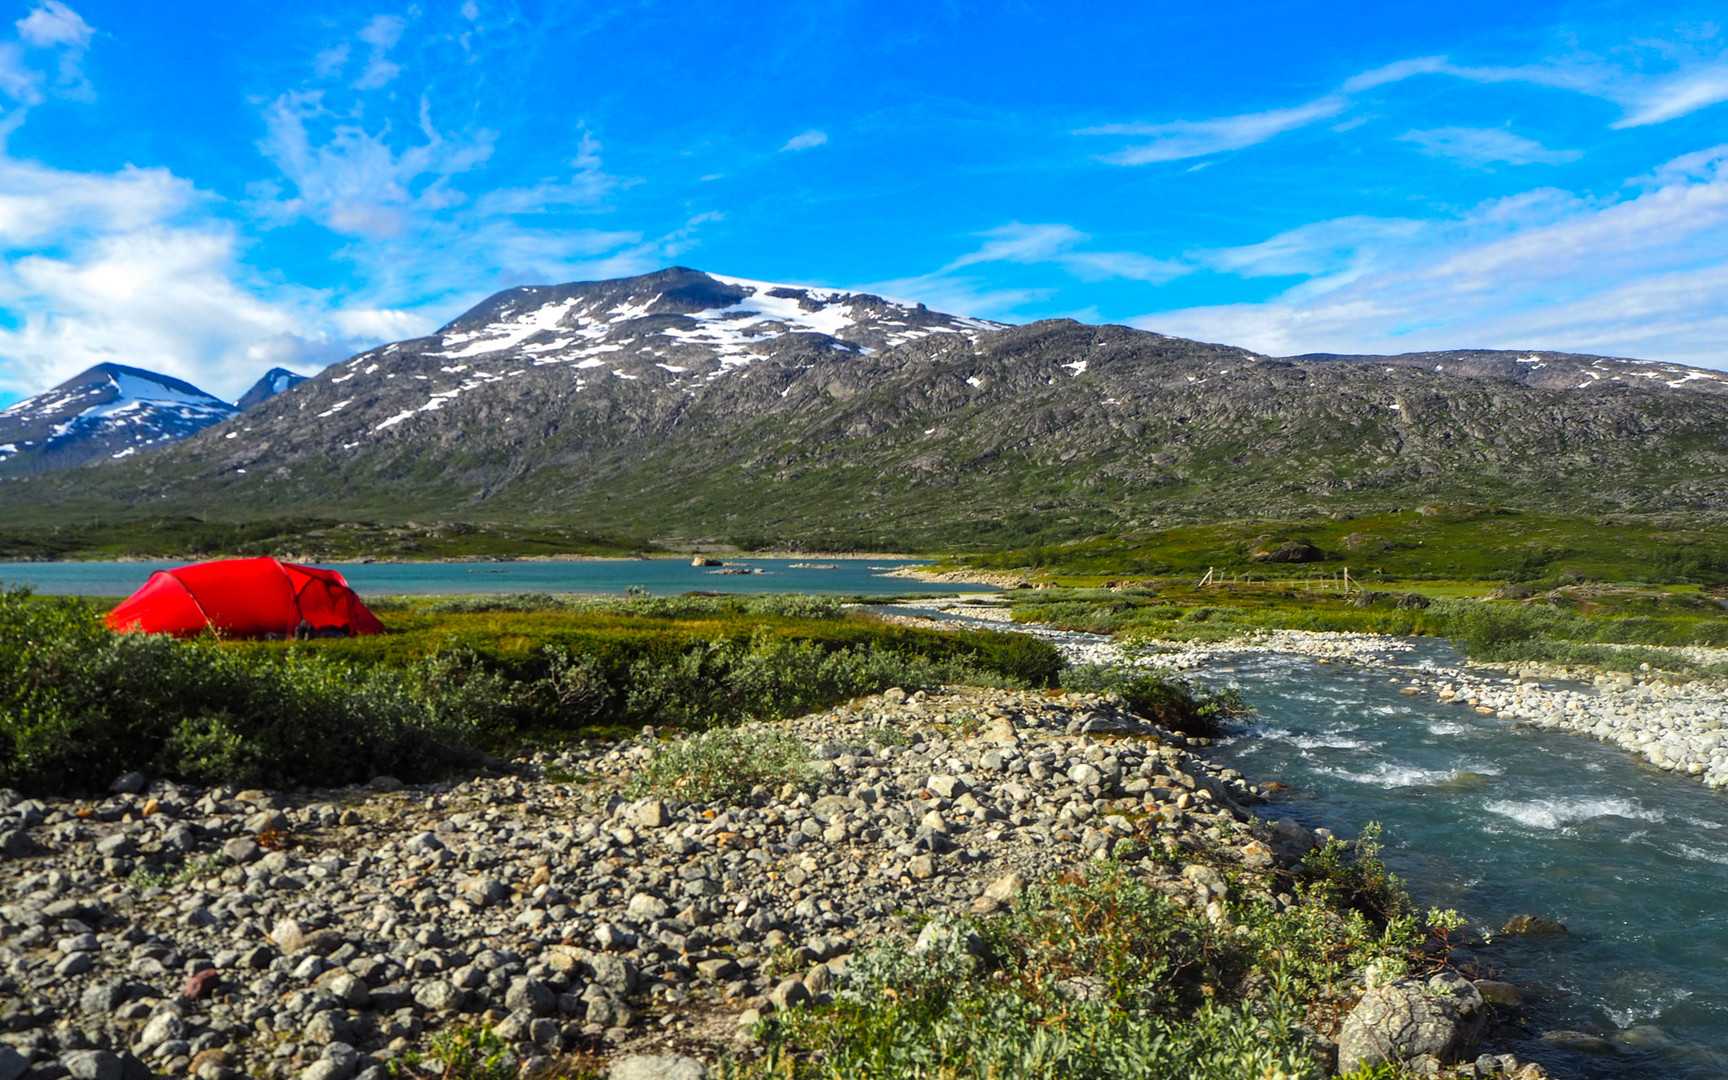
[1197,642,1728,1079]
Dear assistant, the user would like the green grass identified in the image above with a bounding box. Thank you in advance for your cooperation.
[0,589,1062,794]
[999,582,1728,677]
[954,507,1728,586]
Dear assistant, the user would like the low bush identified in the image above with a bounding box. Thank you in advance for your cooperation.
[629,728,810,803]
[0,588,1062,794]
[735,863,1435,1080]
[1059,663,1246,738]
[0,588,476,792]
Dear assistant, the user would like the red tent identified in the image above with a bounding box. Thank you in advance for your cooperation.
[106,557,386,639]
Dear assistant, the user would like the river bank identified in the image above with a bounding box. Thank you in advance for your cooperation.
[0,682,1502,1080]
[893,595,1728,795]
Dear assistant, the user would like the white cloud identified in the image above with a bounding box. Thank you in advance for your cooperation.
[13,0,93,101]
[0,154,369,401]
[781,129,827,152]
[353,14,406,91]
[1196,216,1425,279]
[475,130,627,215]
[256,89,495,238]
[1399,126,1582,167]
[944,222,1188,284]
[1135,151,1728,368]
[1088,38,1728,168]
[312,43,349,78]
[14,2,90,49]
[1349,51,1728,129]
[1079,95,1346,164]
[0,42,43,105]
[461,1,479,20]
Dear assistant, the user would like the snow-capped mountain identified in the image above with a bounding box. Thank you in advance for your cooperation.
[10,266,1728,538]
[235,367,309,411]
[0,362,307,476]
[339,267,1001,433]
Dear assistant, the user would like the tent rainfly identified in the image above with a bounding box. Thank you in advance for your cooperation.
[105,557,386,639]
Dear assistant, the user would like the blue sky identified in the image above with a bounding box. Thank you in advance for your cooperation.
[2,1,1727,406]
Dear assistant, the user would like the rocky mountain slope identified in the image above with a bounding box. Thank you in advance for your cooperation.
[0,365,306,478]
[5,267,1727,546]
[1293,349,1728,396]
[235,367,309,412]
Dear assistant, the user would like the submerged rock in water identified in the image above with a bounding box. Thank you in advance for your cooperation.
[1502,914,1568,936]
[1541,1029,1617,1054]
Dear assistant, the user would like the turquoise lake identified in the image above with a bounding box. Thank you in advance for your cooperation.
[0,558,993,598]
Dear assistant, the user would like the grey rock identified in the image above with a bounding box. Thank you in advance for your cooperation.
[271,918,308,953]
[1540,1030,1617,1054]
[584,995,632,1028]
[1067,763,1103,787]
[1502,914,1568,936]
[505,978,555,1017]
[133,1012,184,1053]
[110,772,147,795]
[0,1047,24,1080]
[0,830,33,858]
[609,1054,707,1080]
[302,1057,357,1080]
[589,953,637,995]
[633,799,670,828]
[94,834,135,858]
[767,979,810,1010]
[80,981,128,1016]
[1337,972,1487,1073]
[321,973,370,1009]
[303,1010,352,1045]
[222,837,260,863]
[62,1050,123,1080]
[412,980,464,1012]
[925,775,966,798]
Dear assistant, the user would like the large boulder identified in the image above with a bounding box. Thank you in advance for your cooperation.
[1249,539,1324,563]
[1337,972,1487,1074]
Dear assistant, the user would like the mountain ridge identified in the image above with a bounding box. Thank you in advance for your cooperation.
[0,363,307,477]
[3,268,1726,546]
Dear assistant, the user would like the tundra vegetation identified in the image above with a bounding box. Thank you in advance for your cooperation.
[0,589,1058,794]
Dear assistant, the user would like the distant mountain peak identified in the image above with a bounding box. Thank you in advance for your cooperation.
[236,367,308,411]
[0,364,232,476]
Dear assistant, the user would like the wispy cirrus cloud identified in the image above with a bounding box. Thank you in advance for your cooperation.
[943,223,1188,283]
[859,222,1187,323]
[1087,38,1728,166]
[781,128,827,152]
[353,14,406,90]
[1138,147,1728,367]
[1398,126,1581,168]
[1346,51,1728,129]
[1078,95,1346,164]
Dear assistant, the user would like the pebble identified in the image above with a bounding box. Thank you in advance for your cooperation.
[0,682,1284,1077]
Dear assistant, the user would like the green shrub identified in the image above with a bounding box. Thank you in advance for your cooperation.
[732,864,1436,1080]
[630,728,809,803]
[1059,664,1245,738]
[0,588,476,792]
[0,587,1058,794]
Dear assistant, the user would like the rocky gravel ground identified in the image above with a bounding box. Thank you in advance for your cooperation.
[0,685,1346,1080]
[0,667,1570,1080]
